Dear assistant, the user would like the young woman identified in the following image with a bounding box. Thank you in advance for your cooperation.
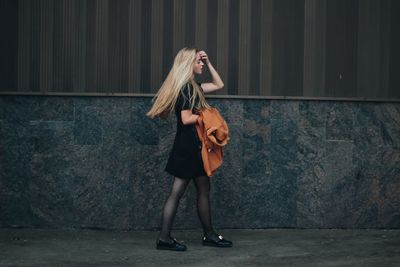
[147,47,232,251]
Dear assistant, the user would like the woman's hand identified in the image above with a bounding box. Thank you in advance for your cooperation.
[198,50,209,65]
[193,108,203,115]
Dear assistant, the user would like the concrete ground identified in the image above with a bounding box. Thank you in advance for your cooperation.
[0,228,399,267]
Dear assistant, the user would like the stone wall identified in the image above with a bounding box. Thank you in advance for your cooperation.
[1,95,399,229]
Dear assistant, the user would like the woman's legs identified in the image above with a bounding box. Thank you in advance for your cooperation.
[159,176,191,242]
[193,175,219,239]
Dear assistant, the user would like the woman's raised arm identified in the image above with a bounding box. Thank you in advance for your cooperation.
[198,51,224,93]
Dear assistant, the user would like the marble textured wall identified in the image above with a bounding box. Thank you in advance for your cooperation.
[0,95,399,230]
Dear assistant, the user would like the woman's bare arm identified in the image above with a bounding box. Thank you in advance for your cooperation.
[198,51,224,93]
[181,110,199,125]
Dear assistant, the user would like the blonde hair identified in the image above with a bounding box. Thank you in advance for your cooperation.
[147,47,210,118]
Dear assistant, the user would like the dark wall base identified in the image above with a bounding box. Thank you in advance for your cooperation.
[1,96,399,229]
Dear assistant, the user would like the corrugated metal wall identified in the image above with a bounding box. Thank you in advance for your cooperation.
[0,0,399,98]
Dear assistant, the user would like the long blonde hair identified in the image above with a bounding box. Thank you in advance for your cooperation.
[147,47,210,119]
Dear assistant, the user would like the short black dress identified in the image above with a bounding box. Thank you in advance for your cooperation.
[165,82,208,179]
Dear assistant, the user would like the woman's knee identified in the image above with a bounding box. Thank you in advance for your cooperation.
[170,177,190,199]
[170,187,186,199]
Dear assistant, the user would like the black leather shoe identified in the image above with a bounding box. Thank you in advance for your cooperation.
[202,234,233,247]
[156,238,187,251]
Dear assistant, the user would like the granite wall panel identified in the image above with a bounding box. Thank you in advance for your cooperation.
[0,95,399,229]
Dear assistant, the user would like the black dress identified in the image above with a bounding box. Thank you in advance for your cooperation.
[165,82,208,179]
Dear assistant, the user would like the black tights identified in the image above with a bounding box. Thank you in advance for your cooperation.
[159,176,218,242]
